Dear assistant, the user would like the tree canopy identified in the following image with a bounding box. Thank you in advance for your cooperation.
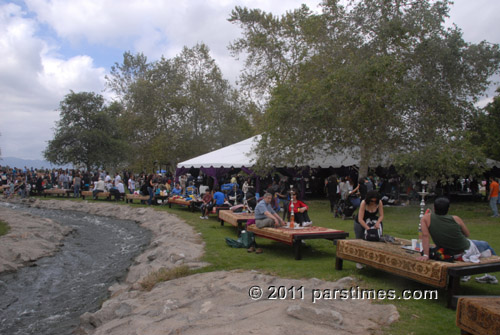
[106,43,255,172]
[469,88,500,162]
[229,0,500,178]
[44,91,127,170]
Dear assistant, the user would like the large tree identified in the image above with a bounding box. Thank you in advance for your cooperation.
[44,91,127,170]
[469,88,500,162]
[229,0,500,177]
[107,44,255,172]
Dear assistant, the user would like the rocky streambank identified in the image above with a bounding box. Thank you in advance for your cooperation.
[0,204,72,273]
[1,199,398,335]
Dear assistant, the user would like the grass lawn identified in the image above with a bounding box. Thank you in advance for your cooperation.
[39,196,500,334]
[0,219,9,236]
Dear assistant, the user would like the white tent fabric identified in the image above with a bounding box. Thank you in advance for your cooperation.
[177,135,361,169]
[177,136,259,169]
[486,158,500,168]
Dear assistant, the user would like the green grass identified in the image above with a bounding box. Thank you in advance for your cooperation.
[159,200,500,335]
[39,196,500,334]
[0,220,9,236]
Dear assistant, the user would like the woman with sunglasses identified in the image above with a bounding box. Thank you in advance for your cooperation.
[355,190,384,239]
[353,190,384,268]
[288,188,312,226]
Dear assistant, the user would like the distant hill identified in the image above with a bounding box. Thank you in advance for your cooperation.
[0,157,72,170]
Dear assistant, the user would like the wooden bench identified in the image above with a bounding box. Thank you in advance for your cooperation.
[81,190,111,200]
[247,224,348,260]
[335,239,500,308]
[43,189,70,197]
[167,197,202,212]
[211,206,230,215]
[456,297,500,334]
[218,210,254,234]
[125,194,150,203]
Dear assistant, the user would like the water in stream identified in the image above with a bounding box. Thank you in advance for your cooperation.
[0,205,151,335]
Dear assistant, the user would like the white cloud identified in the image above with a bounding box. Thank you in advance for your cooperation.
[0,2,106,160]
[1,0,499,162]
[23,0,320,81]
[39,55,106,97]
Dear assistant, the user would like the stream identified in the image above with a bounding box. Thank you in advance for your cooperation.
[0,204,151,335]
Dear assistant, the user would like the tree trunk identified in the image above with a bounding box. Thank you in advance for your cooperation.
[358,146,370,178]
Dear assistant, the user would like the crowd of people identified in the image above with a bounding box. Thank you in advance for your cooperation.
[0,166,176,204]
[2,164,499,282]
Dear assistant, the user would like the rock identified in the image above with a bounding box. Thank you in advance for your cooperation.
[114,303,133,318]
[286,304,344,329]
[0,206,71,274]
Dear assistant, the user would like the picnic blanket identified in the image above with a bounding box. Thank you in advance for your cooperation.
[337,239,500,288]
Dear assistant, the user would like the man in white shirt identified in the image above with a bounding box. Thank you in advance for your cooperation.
[92,178,105,199]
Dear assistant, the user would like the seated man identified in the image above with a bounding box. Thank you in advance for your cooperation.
[92,178,106,199]
[109,180,125,201]
[199,188,213,219]
[186,181,198,197]
[171,183,183,196]
[213,187,228,208]
[255,192,285,228]
[418,197,497,283]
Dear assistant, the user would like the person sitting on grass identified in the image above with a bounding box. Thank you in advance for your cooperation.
[417,197,497,284]
[199,188,213,220]
[255,192,285,228]
[289,188,312,227]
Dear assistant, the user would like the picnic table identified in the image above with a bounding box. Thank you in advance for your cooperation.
[247,225,348,260]
[335,238,500,308]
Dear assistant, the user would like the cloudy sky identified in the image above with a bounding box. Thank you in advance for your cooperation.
[1,0,499,161]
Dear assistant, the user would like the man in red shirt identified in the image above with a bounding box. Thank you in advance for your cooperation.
[488,176,499,217]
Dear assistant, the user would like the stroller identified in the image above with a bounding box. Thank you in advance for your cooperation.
[336,194,360,220]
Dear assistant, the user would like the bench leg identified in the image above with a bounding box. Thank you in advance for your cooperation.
[335,257,343,270]
[293,241,302,260]
[447,275,460,309]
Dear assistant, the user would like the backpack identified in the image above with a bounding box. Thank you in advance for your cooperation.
[225,231,255,248]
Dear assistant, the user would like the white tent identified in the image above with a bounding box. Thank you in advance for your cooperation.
[177,136,259,169]
[176,135,361,169]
